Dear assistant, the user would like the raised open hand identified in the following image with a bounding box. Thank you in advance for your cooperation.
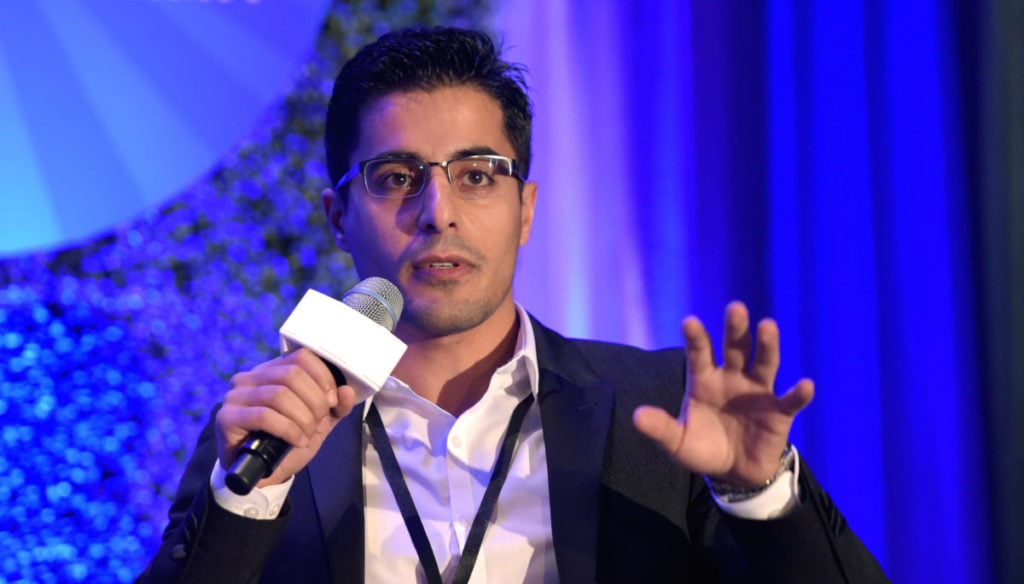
[633,301,814,487]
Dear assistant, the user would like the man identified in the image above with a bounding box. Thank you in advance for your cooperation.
[140,27,888,583]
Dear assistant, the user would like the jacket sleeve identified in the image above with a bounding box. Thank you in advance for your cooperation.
[135,407,291,584]
[690,461,891,583]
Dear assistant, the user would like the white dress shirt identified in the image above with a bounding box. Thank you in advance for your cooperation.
[361,306,553,583]
[211,304,800,582]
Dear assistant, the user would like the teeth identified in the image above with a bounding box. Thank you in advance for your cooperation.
[429,262,456,268]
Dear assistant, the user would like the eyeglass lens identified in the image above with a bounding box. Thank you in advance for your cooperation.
[364,157,515,198]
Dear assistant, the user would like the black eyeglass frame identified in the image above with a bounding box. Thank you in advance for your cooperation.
[334,154,524,198]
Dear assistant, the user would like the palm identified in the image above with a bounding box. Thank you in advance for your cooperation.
[634,302,814,486]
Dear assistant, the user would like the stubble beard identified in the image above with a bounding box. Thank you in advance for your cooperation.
[399,280,513,338]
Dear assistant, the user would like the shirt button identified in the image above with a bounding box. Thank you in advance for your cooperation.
[244,506,260,519]
[269,504,281,517]
[451,435,463,448]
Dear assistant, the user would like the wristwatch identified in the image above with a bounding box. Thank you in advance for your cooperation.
[705,444,796,503]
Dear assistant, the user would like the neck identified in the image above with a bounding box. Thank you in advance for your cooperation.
[392,302,521,417]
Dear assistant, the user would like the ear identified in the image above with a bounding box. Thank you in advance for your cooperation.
[322,188,349,252]
[518,181,538,246]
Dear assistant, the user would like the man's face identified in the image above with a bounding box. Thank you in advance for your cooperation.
[323,85,537,339]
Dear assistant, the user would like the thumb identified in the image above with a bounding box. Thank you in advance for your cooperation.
[633,405,686,455]
[310,385,358,442]
[329,385,359,421]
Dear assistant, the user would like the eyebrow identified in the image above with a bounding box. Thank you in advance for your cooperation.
[369,146,503,161]
[452,146,501,159]
[370,150,419,161]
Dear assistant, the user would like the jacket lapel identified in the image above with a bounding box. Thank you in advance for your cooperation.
[532,319,615,584]
[307,408,365,582]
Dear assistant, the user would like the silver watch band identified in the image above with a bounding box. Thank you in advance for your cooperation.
[705,444,796,503]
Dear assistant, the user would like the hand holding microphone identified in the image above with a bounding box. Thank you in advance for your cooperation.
[217,277,405,495]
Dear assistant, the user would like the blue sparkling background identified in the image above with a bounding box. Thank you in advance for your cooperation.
[0,2,488,581]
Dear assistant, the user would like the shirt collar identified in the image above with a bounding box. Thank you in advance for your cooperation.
[365,303,539,416]
[510,302,540,398]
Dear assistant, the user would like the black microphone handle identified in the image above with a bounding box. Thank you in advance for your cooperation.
[224,359,347,496]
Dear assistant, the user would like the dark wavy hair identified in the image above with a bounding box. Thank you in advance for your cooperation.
[324,27,533,198]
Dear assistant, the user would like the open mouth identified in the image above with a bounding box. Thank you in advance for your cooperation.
[428,262,458,269]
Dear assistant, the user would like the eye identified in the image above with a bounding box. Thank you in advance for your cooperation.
[454,160,498,189]
[366,160,422,196]
[378,171,414,189]
[462,169,495,187]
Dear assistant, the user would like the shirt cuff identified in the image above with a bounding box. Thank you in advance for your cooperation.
[210,460,294,520]
[711,446,802,520]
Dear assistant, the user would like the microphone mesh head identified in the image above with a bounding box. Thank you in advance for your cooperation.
[341,277,404,332]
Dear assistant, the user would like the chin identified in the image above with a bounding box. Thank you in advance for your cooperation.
[402,297,497,337]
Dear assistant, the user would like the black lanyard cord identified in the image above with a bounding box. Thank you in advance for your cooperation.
[365,394,536,584]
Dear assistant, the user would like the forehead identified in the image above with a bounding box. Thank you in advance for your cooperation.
[353,85,511,160]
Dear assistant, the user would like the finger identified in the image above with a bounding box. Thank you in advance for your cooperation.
[231,383,323,437]
[750,318,780,385]
[682,316,716,375]
[778,378,815,416]
[722,301,750,372]
[632,405,686,456]
[247,350,338,394]
[264,353,340,416]
[228,361,334,434]
[217,401,312,451]
[238,353,333,402]
[284,349,343,394]
[286,349,342,409]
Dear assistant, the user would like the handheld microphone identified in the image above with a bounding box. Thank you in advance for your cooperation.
[225,277,405,495]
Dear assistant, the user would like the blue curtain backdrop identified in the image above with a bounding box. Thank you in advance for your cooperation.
[495,1,1000,582]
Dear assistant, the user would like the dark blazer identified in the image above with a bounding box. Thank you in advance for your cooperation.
[140,317,889,583]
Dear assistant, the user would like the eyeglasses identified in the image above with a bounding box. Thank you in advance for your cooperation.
[335,154,523,199]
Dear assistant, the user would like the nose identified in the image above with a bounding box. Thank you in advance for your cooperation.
[416,168,458,233]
